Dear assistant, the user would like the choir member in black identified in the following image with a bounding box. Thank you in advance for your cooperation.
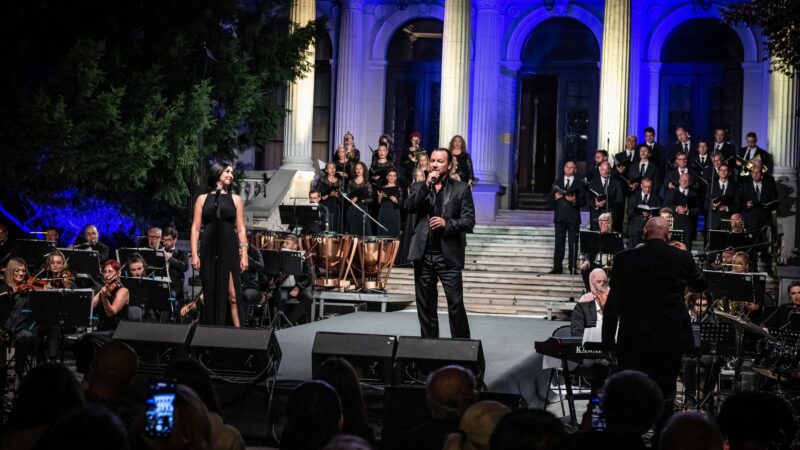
[377,169,403,237]
[711,128,736,160]
[691,140,712,173]
[397,168,427,266]
[740,164,778,272]
[334,145,352,181]
[669,127,696,172]
[369,144,394,188]
[762,281,800,332]
[73,259,130,373]
[587,149,608,183]
[344,131,360,164]
[41,250,74,289]
[273,235,313,325]
[0,258,38,383]
[162,227,189,304]
[449,135,474,187]
[587,161,623,231]
[345,162,374,236]
[627,178,662,247]
[190,162,249,327]
[706,163,738,230]
[614,135,639,180]
[75,224,110,263]
[642,126,667,176]
[627,144,661,193]
[664,151,693,193]
[548,161,585,274]
[316,162,343,232]
[402,131,426,182]
[737,131,774,181]
[664,172,699,244]
[416,152,430,175]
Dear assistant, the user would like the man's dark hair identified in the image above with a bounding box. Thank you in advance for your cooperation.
[50,404,129,450]
[282,381,342,450]
[309,189,321,196]
[746,131,757,140]
[425,365,478,420]
[644,126,656,135]
[489,409,567,450]
[601,370,663,435]
[431,147,453,165]
[163,227,178,239]
[595,149,608,158]
[788,281,800,294]
[717,391,795,450]
[314,357,367,423]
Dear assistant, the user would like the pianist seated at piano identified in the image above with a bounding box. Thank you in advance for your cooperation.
[761,281,800,332]
[572,269,609,339]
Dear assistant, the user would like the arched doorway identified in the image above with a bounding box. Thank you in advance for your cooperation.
[515,17,600,198]
[659,18,743,145]
[384,19,443,154]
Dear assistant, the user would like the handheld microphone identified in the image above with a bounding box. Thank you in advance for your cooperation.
[430,175,438,185]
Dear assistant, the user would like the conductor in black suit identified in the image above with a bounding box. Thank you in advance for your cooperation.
[548,161,585,274]
[739,164,778,272]
[406,148,475,339]
[602,217,706,402]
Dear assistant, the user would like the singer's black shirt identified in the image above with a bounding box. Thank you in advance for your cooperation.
[426,183,446,253]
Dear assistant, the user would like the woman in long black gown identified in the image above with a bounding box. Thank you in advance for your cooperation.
[346,162,374,236]
[190,161,249,327]
[449,135,475,187]
[377,169,402,237]
[316,162,343,233]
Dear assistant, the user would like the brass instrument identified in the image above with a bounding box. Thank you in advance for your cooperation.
[739,152,767,177]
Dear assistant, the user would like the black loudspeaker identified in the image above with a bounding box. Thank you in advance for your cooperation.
[189,326,281,381]
[394,336,485,385]
[112,321,195,373]
[312,332,397,384]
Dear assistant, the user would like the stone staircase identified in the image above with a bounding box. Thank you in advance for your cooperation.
[516,193,549,210]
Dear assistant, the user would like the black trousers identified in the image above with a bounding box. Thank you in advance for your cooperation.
[414,251,470,339]
[553,221,579,271]
[618,352,683,399]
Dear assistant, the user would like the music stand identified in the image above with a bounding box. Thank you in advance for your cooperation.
[28,289,94,329]
[261,250,304,327]
[16,239,57,270]
[58,248,101,280]
[699,322,737,355]
[579,231,601,255]
[122,276,173,320]
[117,248,167,277]
[279,204,324,234]
[707,231,754,252]
[705,270,767,308]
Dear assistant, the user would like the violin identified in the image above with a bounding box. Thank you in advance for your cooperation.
[16,275,49,293]
[49,269,75,289]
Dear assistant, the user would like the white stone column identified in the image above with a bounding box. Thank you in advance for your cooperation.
[333,0,363,146]
[645,62,661,140]
[768,67,800,261]
[597,0,631,154]
[281,0,316,171]
[469,0,501,224]
[439,0,471,147]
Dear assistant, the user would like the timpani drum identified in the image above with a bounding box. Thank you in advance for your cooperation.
[301,232,356,287]
[354,236,400,290]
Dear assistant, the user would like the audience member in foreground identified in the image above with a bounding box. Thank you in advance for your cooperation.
[164,359,246,450]
[443,400,511,450]
[49,404,130,450]
[489,409,568,450]
[281,380,343,450]
[323,435,373,450]
[313,357,376,444]
[130,384,213,450]
[658,411,723,450]
[83,340,142,430]
[716,391,796,450]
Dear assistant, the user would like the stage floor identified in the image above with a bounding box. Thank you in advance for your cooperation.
[274,310,562,396]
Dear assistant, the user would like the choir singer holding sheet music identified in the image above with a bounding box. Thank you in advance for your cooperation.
[548,161,585,274]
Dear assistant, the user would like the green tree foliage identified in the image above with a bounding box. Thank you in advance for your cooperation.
[0,0,316,229]
[723,0,800,75]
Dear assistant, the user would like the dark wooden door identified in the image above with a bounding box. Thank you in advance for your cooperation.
[385,62,441,153]
[517,75,558,193]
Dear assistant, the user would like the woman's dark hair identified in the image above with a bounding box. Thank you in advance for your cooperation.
[313,357,366,422]
[207,161,232,189]
[282,381,342,450]
[5,362,85,430]
[164,358,222,414]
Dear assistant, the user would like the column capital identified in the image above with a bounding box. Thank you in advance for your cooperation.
[340,0,364,10]
[475,0,503,12]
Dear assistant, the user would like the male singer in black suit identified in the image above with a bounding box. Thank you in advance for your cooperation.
[406,148,475,339]
[663,152,694,193]
[162,227,189,303]
[706,164,738,230]
[626,144,661,193]
[668,127,695,173]
[548,161,585,274]
[627,178,662,247]
[613,135,639,180]
[737,132,774,182]
[711,128,736,161]
[739,164,778,272]
[664,172,699,244]
[641,127,666,175]
[690,140,712,176]
[587,161,623,231]
[603,217,706,402]
[586,149,608,183]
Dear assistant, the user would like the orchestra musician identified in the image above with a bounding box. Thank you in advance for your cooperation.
[272,235,313,325]
[406,148,475,339]
[75,225,110,262]
[44,226,65,247]
[571,268,611,389]
[713,252,764,320]
[729,213,746,234]
[316,162,343,232]
[241,232,266,323]
[739,164,777,272]
[449,135,474,187]
[307,190,330,234]
[0,258,38,383]
[579,212,614,290]
[737,132,774,181]
[146,227,162,249]
[548,161,585,274]
[761,281,800,332]
[126,253,146,278]
[42,250,74,289]
[706,163,738,231]
[162,227,189,304]
[345,162,374,236]
[627,178,661,248]
[664,172,699,244]
[711,128,736,161]
[343,131,360,164]
[377,169,403,238]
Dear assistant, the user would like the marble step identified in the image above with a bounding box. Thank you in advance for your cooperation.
[386,278,580,294]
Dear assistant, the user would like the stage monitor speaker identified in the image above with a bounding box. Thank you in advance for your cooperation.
[189,325,281,381]
[312,331,397,384]
[394,336,485,385]
[112,321,195,373]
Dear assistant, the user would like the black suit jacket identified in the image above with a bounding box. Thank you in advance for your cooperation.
[670,141,696,164]
[613,150,639,179]
[587,177,623,225]
[640,141,666,172]
[602,239,706,354]
[689,153,713,175]
[737,147,774,180]
[571,301,598,337]
[89,241,110,263]
[548,178,586,225]
[167,248,189,301]
[405,179,475,269]
[627,190,662,237]
[664,168,695,192]
[707,179,739,229]
[709,142,736,160]
[739,177,778,232]
[627,161,661,192]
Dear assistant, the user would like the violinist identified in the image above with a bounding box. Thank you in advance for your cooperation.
[0,258,38,383]
[74,259,130,373]
[127,254,146,278]
[42,250,74,289]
